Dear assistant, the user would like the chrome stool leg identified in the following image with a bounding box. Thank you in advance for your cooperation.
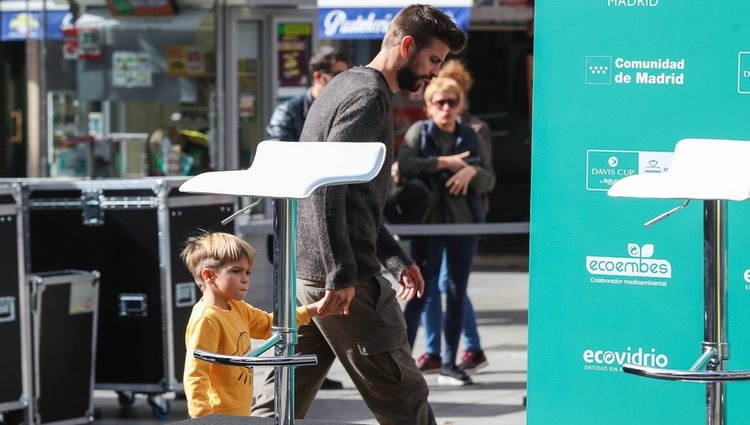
[703,200,727,425]
[274,198,299,425]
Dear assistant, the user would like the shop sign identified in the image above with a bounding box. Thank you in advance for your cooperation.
[106,0,177,16]
[471,0,534,23]
[79,28,102,60]
[113,51,152,88]
[277,23,312,87]
[62,27,79,60]
[1,10,71,41]
[165,46,205,77]
[318,6,471,40]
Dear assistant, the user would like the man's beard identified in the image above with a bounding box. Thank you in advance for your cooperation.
[396,57,427,92]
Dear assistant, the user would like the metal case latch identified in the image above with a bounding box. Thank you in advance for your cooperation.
[81,189,104,226]
[118,293,148,318]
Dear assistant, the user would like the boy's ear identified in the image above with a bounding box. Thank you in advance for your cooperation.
[200,267,213,284]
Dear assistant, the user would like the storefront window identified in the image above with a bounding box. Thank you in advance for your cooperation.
[235,20,262,169]
[43,6,217,178]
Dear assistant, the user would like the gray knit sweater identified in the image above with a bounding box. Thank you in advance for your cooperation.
[296,66,413,290]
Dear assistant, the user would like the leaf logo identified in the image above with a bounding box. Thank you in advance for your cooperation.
[628,243,654,258]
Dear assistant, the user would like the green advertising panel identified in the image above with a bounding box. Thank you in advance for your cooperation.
[529,1,750,423]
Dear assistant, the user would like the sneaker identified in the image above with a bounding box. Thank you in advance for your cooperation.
[458,350,488,373]
[437,364,473,386]
[415,353,442,373]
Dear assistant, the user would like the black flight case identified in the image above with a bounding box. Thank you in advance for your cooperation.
[0,183,31,424]
[28,270,100,425]
[21,177,235,419]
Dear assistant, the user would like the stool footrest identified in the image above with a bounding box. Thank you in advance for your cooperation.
[194,349,318,368]
[623,364,750,382]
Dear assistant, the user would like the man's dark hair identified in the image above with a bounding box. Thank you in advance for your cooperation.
[382,4,467,54]
[309,46,349,74]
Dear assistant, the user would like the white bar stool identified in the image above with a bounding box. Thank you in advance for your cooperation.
[609,138,750,425]
[179,140,386,425]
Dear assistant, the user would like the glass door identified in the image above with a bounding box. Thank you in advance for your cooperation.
[223,7,316,171]
[235,21,263,169]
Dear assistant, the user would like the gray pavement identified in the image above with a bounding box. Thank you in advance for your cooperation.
[92,269,529,425]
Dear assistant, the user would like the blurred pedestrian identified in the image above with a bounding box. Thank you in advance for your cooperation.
[400,77,495,386]
[416,60,494,375]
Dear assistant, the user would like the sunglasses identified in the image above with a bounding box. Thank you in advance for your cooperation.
[431,98,459,109]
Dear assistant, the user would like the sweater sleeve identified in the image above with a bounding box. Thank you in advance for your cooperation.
[317,90,389,290]
[376,225,414,281]
[245,304,311,340]
[184,317,219,418]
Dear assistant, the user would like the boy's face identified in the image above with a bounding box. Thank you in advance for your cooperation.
[209,257,252,303]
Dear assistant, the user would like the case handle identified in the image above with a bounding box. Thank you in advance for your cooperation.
[118,293,148,318]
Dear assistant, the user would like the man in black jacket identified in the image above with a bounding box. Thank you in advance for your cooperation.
[265,46,349,142]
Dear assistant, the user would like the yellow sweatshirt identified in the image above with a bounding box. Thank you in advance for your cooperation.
[183,299,311,418]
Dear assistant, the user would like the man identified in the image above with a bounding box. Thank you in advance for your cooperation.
[253,5,467,424]
[265,46,349,142]
[265,46,350,391]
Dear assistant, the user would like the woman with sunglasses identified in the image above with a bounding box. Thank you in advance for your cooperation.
[398,77,496,386]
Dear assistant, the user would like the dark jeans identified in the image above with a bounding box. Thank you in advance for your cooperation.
[403,235,478,366]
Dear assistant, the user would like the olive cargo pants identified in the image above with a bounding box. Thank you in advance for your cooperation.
[252,274,436,425]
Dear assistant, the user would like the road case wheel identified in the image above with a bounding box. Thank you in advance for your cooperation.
[116,391,136,408]
[148,395,171,420]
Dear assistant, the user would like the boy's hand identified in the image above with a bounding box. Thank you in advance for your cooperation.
[318,287,356,316]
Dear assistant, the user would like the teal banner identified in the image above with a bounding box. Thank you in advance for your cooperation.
[529,1,750,423]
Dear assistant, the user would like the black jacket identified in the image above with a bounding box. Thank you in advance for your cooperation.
[265,89,313,141]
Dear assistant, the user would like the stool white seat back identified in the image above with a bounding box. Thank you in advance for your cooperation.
[179,141,386,198]
[608,138,750,201]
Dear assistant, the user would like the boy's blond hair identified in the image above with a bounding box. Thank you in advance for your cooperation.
[180,232,256,291]
[423,76,463,104]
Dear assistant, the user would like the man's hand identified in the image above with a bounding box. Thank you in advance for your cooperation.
[318,286,356,316]
[397,265,425,301]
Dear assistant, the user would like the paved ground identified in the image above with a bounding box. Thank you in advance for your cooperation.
[92,269,529,425]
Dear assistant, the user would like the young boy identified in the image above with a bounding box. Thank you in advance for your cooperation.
[180,232,323,418]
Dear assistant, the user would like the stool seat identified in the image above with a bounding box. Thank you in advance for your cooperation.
[608,138,750,201]
[179,141,386,199]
